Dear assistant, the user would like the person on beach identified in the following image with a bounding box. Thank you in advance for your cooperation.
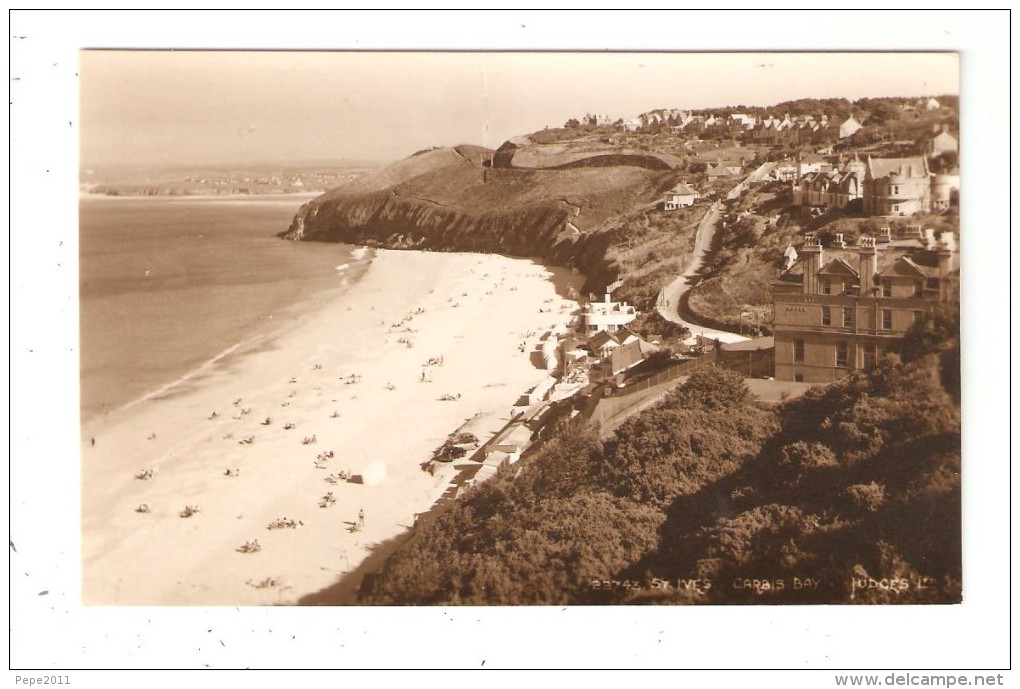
[358,509,365,528]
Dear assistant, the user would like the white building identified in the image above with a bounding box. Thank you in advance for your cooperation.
[583,293,638,334]
[663,182,699,209]
[929,130,958,156]
[839,116,863,139]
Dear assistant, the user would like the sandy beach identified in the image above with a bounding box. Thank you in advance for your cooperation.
[81,248,583,605]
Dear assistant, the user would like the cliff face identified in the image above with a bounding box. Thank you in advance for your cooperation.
[281,145,678,294]
[284,190,621,294]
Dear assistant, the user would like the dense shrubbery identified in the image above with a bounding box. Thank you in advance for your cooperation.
[360,313,961,605]
[361,423,665,605]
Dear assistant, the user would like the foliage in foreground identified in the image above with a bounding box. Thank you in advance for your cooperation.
[360,315,961,605]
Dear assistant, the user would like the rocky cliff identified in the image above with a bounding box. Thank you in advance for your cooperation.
[282,145,674,294]
[285,190,619,294]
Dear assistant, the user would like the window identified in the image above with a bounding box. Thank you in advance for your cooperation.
[881,309,893,330]
[882,281,892,298]
[914,282,924,298]
[843,307,854,327]
[821,306,831,326]
[794,374,804,383]
[821,281,831,295]
[835,342,848,368]
[863,343,878,369]
[794,339,805,363]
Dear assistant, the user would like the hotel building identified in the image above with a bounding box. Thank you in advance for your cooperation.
[772,231,958,383]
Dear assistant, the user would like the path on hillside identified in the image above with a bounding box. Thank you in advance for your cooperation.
[655,162,774,344]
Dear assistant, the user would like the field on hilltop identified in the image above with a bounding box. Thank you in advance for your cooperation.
[292,135,717,315]
[321,144,673,223]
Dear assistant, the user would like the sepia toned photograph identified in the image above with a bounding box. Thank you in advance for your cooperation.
[76,49,963,607]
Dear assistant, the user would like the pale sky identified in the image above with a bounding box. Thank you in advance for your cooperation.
[79,51,959,167]
[9,10,1013,672]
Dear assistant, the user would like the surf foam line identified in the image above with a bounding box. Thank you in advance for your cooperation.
[116,333,268,415]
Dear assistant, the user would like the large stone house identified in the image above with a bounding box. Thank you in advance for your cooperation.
[792,170,864,211]
[772,233,958,383]
[862,156,932,216]
[790,156,866,211]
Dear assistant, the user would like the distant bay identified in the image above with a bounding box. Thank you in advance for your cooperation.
[79,195,363,424]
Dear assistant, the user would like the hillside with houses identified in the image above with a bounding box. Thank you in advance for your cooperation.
[288,93,959,377]
[285,92,961,606]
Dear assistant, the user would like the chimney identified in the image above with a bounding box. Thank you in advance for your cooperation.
[939,231,956,253]
[833,232,846,248]
[857,235,878,295]
[801,235,824,295]
[924,227,936,247]
[878,226,892,243]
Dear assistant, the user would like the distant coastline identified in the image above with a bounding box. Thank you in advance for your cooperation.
[79,163,376,199]
[79,190,325,202]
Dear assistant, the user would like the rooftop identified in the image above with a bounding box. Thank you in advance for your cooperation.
[721,336,775,352]
[668,182,698,196]
[867,156,930,179]
[779,237,959,284]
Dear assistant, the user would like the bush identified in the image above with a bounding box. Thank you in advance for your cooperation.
[779,441,839,471]
[667,366,752,412]
[897,303,960,363]
[845,482,887,513]
[362,323,960,605]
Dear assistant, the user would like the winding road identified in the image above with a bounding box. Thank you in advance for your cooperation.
[655,162,775,344]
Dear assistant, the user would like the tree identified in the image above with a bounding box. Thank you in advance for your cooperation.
[864,101,899,126]
[897,303,959,363]
[564,118,581,129]
[930,151,959,174]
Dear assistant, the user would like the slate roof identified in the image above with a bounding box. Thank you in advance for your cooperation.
[668,182,699,197]
[587,330,620,351]
[875,256,932,279]
[721,336,775,352]
[866,156,930,179]
[817,257,860,277]
[778,240,958,285]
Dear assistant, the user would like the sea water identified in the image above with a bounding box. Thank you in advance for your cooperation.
[79,195,363,423]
